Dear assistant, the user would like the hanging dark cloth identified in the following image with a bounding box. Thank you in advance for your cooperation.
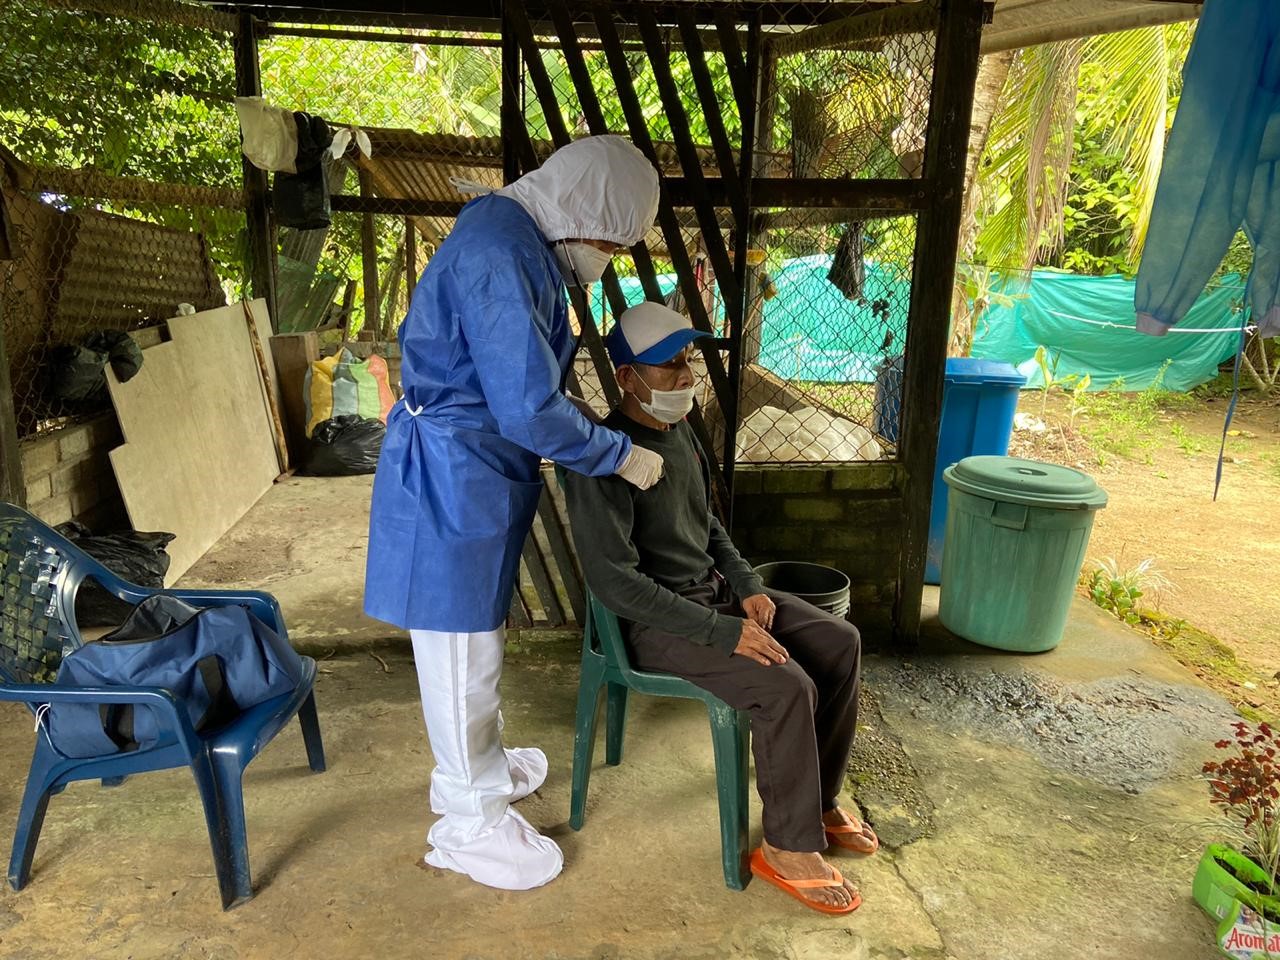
[827,222,866,301]
[275,112,334,230]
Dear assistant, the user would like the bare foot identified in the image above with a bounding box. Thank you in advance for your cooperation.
[760,841,859,910]
[823,807,879,854]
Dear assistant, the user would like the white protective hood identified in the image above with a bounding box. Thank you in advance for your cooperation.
[495,135,660,247]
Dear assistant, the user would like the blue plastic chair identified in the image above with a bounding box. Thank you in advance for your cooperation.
[0,502,325,910]
[570,589,752,890]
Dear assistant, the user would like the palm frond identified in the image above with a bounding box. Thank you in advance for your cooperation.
[975,40,1082,271]
[1082,24,1190,260]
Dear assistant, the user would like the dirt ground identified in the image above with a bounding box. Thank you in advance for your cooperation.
[1009,386,1280,689]
[0,476,1237,960]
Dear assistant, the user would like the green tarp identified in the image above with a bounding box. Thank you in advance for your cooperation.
[598,254,910,382]
[970,270,1247,392]
[597,258,1246,392]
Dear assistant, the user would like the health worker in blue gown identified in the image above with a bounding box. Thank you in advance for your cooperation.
[364,136,664,891]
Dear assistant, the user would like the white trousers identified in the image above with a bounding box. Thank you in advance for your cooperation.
[410,628,563,890]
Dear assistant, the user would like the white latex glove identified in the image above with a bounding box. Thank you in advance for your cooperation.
[616,445,664,490]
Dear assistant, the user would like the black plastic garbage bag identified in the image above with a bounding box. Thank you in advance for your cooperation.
[275,163,330,230]
[276,112,333,230]
[47,330,144,407]
[827,222,866,301]
[55,522,176,627]
[304,415,384,476]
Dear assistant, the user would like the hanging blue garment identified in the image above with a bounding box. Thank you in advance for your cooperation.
[1135,0,1280,338]
[364,194,632,632]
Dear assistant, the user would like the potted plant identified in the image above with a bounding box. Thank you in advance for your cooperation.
[1195,721,1280,945]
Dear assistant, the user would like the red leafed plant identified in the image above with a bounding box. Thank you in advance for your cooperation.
[1204,721,1280,882]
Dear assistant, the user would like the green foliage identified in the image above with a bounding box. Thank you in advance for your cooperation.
[1060,136,1141,276]
[1073,360,1188,459]
[1084,556,1174,624]
[0,1,239,186]
[1032,344,1089,419]
[1170,423,1205,457]
[974,23,1195,274]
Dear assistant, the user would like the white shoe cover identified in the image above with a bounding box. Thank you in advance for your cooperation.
[506,746,549,801]
[430,746,549,813]
[426,807,564,891]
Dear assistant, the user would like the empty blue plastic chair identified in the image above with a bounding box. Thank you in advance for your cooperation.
[570,589,752,890]
[0,502,325,909]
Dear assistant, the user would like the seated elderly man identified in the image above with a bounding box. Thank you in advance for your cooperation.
[563,301,877,915]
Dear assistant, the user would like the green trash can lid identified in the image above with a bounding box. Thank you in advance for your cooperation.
[943,456,1108,510]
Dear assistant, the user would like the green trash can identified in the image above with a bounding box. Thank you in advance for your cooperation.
[938,456,1108,652]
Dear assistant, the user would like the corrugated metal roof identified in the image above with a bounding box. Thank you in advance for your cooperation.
[353,127,790,253]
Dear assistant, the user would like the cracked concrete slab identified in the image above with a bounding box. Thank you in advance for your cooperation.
[0,478,1232,958]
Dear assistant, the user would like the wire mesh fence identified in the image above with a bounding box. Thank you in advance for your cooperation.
[259,23,508,347]
[0,0,242,438]
[515,1,937,463]
[2,0,941,466]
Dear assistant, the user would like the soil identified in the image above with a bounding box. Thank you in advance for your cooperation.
[1008,386,1280,713]
[1215,854,1278,899]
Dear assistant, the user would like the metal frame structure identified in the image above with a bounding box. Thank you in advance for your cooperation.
[0,0,987,639]
[220,0,988,640]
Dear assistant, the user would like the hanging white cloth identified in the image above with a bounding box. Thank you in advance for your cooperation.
[410,628,563,891]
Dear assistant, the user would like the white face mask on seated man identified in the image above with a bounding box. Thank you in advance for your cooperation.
[631,368,696,424]
[605,300,712,428]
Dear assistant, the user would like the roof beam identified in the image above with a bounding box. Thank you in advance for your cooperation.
[982,2,1202,53]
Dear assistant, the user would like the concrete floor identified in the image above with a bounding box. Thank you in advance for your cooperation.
[0,476,1230,959]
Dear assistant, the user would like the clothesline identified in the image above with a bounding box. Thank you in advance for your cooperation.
[1046,309,1256,336]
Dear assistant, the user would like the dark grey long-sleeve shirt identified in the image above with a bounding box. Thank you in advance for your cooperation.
[563,411,765,654]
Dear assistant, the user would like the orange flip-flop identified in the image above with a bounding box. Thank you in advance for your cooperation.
[749,848,862,915]
[825,811,880,855]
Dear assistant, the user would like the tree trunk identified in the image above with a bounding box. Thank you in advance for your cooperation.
[949,50,1015,356]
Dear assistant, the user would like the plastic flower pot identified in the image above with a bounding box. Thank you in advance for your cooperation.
[1215,897,1280,959]
[1194,844,1280,921]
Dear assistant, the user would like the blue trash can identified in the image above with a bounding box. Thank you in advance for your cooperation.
[873,357,905,443]
[926,359,1025,583]
[876,357,1026,581]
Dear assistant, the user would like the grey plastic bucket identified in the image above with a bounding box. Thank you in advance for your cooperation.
[753,562,851,619]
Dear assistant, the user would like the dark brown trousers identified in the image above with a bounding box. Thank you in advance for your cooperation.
[627,578,861,852]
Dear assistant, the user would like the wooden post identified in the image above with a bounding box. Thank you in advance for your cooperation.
[401,216,417,309]
[893,0,987,645]
[0,297,24,508]
[742,41,777,367]
[358,167,381,340]
[501,0,522,185]
[723,16,761,514]
[234,11,278,330]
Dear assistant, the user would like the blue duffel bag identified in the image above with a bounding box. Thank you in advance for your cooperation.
[47,595,304,758]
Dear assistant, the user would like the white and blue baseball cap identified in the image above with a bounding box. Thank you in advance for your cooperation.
[605,301,712,367]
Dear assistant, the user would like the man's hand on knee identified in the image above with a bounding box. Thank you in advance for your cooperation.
[733,619,789,666]
[743,593,776,630]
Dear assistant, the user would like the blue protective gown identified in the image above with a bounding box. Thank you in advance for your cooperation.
[1135,0,1280,338]
[364,195,632,631]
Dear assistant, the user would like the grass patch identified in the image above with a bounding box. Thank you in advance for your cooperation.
[1170,423,1206,456]
[1076,362,1196,461]
[1138,610,1276,724]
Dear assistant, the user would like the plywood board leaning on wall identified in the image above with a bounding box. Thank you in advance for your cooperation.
[106,300,282,583]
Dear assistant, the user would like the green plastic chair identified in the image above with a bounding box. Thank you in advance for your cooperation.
[569,589,752,890]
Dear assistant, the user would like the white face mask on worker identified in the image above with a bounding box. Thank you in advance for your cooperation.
[634,370,695,424]
[555,241,613,287]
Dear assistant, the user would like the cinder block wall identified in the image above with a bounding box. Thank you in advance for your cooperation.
[732,463,905,638]
[19,414,125,530]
